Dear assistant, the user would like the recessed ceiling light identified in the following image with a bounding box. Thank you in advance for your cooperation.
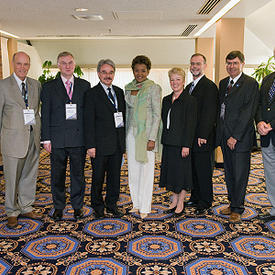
[72,14,103,21]
[75,8,88,12]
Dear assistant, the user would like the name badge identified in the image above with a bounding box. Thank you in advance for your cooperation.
[66,104,77,120]
[114,112,124,128]
[23,109,36,125]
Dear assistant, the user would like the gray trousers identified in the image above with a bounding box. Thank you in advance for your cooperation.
[262,140,275,216]
[3,132,39,217]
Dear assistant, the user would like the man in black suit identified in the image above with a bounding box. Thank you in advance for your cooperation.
[41,51,90,221]
[256,49,275,221]
[84,59,126,218]
[185,53,218,214]
[216,50,258,223]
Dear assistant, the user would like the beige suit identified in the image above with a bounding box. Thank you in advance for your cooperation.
[0,74,41,217]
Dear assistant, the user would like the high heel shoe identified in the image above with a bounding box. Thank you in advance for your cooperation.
[173,209,185,217]
[129,208,139,213]
[173,205,185,217]
[163,206,176,214]
[140,213,148,219]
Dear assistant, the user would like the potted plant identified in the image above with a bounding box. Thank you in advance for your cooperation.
[252,56,275,85]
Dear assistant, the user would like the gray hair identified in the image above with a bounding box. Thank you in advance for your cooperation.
[57,51,74,63]
[97,59,116,72]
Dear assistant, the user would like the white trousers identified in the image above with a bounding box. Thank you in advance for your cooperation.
[127,128,155,214]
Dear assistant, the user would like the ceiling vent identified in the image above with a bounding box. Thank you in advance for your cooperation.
[197,0,221,15]
[72,14,103,21]
[181,25,197,36]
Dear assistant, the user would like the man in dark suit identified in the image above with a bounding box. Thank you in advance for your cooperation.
[41,51,90,221]
[216,50,258,223]
[185,53,218,214]
[0,52,42,228]
[256,49,275,221]
[84,59,125,219]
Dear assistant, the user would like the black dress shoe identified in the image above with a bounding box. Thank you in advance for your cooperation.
[106,207,123,218]
[74,209,83,220]
[258,213,275,222]
[163,206,176,214]
[173,209,185,217]
[94,210,104,219]
[195,208,208,215]
[53,209,63,221]
[185,201,197,207]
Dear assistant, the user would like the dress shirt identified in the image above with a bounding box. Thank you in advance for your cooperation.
[100,82,118,109]
[13,72,27,94]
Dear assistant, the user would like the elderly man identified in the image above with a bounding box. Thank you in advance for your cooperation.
[41,51,90,221]
[256,48,275,222]
[216,50,259,223]
[0,51,42,228]
[84,59,126,219]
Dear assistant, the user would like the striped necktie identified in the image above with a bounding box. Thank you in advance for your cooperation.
[189,82,195,95]
[268,79,275,104]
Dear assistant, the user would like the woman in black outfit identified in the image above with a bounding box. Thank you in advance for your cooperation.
[160,67,197,217]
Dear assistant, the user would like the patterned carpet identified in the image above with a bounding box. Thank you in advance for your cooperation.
[0,150,274,274]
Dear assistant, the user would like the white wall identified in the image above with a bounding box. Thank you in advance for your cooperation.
[30,38,195,67]
[17,42,43,79]
[244,27,273,65]
[0,37,10,78]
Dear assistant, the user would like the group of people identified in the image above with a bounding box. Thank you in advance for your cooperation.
[0,48,274,229]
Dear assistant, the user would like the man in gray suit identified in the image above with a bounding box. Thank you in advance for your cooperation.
[256,48,275,222]
[0,51,42,228]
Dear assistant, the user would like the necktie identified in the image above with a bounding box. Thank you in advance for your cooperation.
[189,82,195,95]
[107,87,115,104]
[226,79,234,96]
[21,82,27,107]
[268,79,275,104]
[65,80,72,100]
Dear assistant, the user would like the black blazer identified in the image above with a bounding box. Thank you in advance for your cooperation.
[161,92,197,148]
[216,73,259,152]
[84,82,126,155]
[185,75,218,152]
[255,72,275,147]
[41,77,90,148]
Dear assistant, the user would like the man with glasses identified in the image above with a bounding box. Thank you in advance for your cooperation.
[84,59,126,219]
[41,51,90,221]
[216,50,258,223]
[185,53,218,215]
[256,48,275,222]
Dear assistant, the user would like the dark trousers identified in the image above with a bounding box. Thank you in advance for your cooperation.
[90,152,123,212]
[190,151,214,209]
[50,146,86,210]
[221,138,251,214]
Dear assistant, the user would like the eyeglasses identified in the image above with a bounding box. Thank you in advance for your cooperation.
[99,71,114,76]
[226,61,241,66]
[58,61,75,67]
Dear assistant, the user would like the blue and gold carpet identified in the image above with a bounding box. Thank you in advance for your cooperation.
[0,150,274,274]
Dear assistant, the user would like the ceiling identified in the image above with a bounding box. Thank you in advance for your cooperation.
[0,0,273,42]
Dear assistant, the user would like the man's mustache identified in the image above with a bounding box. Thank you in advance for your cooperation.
[104,78,112,81]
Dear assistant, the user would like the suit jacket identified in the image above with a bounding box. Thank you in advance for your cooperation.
[41,76,90,148]
[161,92,197,148]
[216,73,259,152]
[185,75,218,152]
[255,72,275,147]
[84,82,126,155]
[0,74,41,158]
